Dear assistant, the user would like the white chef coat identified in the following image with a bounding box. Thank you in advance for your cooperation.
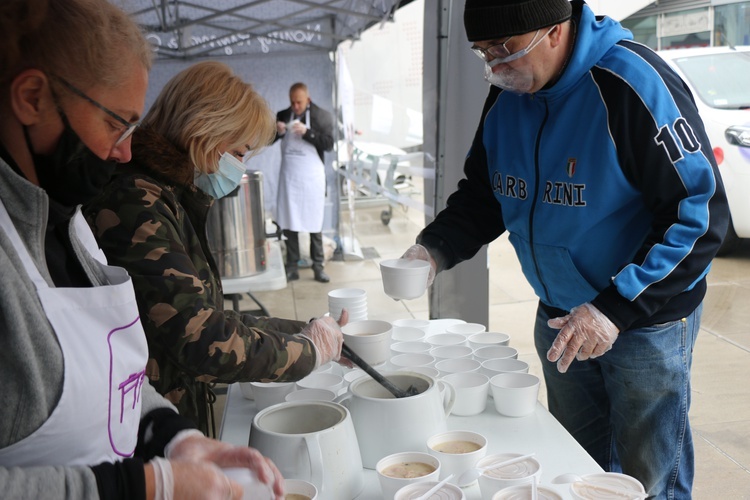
[276,109,325,233]
[0,199,148,466]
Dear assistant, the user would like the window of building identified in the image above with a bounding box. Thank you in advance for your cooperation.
[622,15,658,49]
[714,2,750,47]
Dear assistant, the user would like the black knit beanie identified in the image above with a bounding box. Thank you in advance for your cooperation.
[464,0,573,41]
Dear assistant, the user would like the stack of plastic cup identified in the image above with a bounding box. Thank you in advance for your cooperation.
[328,288,367,322]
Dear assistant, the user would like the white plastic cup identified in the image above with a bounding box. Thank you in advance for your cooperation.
[489,373,540,417]
[445,322,487,336]
[430,344,475,361]
[249,381,296,410]
[391,326,427,343]
[442,372,490,417]
[222,468,275,500]
[284,478,319,500]
[476,453,542,500]
[481,358,530,379]
[295,372,345,394]
[341,319,393,366]
[396,480,466,499]
[390,352,436,370]
[493,484,562,500]
[397,365,441,379]
[427,430,488,487]
[569,472,646,499]
[467,331,511,349]
[284,388,337,403]
[238,382,254,400]
[343,368,368,386]
[473,345,519,361]
[392,318,431,332]
[379,258,430,300]
[391,340,432,357]
[427,333,466,348]
[376,451,441,500]
[435,358,481,377]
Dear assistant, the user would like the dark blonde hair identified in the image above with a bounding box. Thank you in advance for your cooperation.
[0,0,152,90]
[143,61,276,174]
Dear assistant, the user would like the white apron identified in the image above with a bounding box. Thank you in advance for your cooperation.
[276,108,325,233]
[0,200,148,466]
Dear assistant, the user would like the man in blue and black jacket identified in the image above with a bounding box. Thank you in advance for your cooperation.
[404,0,729,498]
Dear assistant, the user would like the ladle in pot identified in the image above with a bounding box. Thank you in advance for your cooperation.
[341,343,418,398]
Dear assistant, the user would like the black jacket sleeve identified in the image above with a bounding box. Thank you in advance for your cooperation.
[417,86,506,270]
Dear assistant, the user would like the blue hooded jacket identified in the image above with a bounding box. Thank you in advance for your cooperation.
[419,1,728,331]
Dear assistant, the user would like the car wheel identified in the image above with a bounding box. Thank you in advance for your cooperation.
[716,219,741,257]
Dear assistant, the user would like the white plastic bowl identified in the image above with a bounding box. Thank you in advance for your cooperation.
[380,258,430,300]
[341,320,393,366]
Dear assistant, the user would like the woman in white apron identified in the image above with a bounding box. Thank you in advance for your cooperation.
[275,83,336,283]
[0,1,284,498]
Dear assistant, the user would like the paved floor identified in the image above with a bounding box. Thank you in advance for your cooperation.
[226,192,750,499]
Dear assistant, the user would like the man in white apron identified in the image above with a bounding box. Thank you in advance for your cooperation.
[275,82,335,283]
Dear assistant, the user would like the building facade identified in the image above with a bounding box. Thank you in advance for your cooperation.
[622,0,750,50]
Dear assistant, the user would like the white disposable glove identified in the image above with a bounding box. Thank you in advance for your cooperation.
[290,120,307,135]
[546,303,619,373]
[300,313,345,368]
[400,243,437,287]
[164,430,285,499]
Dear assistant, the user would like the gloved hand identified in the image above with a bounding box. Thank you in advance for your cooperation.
[401,244,437,287]
[546,302,619,373]
[165,430,285,499]
[151,456,254,500]
[300,315,345,368]
[290,121,307,135]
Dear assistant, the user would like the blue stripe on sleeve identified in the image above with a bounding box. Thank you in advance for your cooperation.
[595,43,716,301]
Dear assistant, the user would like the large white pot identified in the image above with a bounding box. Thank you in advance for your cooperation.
[248,401,364,499]
[337,371,455,469]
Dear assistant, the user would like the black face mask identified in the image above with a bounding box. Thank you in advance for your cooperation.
[23,112,117,207]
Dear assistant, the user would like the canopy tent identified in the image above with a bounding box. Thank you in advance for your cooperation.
[117,0,413,59]
[115,0,414,245]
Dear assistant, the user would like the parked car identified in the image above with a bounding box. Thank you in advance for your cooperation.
[657,46,750,255]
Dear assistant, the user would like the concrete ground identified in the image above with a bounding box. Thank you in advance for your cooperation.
[222,189,750,499]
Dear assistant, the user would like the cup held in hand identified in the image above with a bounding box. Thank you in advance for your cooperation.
[380,258,430,300]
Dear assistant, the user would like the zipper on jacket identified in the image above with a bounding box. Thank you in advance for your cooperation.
[529,100,551,303]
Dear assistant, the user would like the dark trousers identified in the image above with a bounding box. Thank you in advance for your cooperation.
[283,230,324,271]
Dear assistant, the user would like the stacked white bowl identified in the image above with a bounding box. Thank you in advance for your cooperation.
[328,288,368,322]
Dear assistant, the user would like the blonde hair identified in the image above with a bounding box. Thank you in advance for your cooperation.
[143,61,276,174]
[0,0,152,89]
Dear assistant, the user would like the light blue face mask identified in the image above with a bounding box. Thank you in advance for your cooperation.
[194,152,246,199]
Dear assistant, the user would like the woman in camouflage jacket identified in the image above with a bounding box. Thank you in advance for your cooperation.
[85,61,346,435]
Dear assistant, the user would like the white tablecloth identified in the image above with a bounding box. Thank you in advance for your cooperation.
[218,319,604,499]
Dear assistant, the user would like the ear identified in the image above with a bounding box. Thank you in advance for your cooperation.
[10,69,52,126]
[549,23,566,49]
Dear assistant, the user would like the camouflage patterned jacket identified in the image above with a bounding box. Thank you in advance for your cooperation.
[85,127,316,434]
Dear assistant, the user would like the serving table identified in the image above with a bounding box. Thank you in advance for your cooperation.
[219,320,604,499]
[221,240,286,316]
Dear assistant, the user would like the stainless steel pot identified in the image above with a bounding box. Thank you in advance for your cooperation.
[206,170,267,279]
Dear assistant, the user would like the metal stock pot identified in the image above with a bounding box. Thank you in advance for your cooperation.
[206,170,267,279]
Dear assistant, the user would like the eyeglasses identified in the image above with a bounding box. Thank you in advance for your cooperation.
[471,26,555,64]
[52,75,140,146]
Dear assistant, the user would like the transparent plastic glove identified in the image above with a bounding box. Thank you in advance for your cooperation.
[546,303,619,374]
[400,243,437,287]
[290,120,307,135]
[151,457,247,500]
[165,431,284,499]
[301,315,345,367]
